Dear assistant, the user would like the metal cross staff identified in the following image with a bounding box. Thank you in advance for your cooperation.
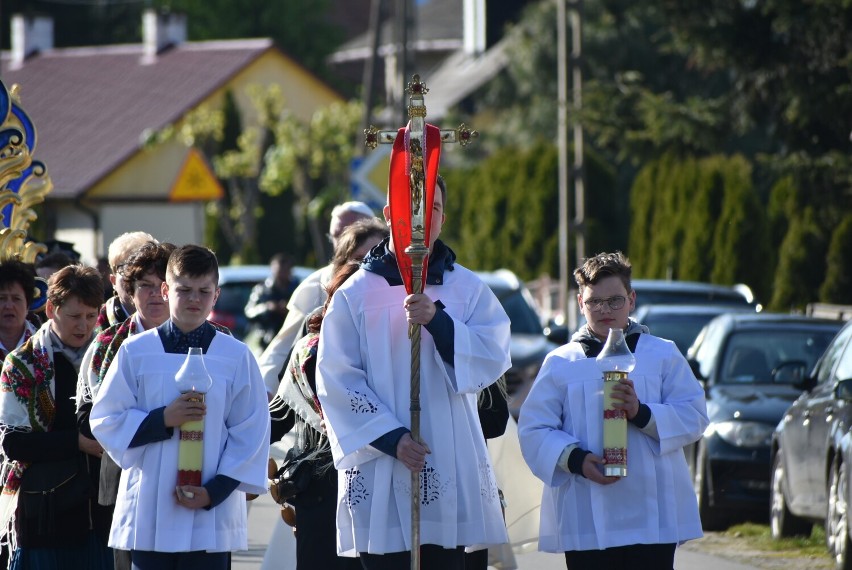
[364,74,477,570]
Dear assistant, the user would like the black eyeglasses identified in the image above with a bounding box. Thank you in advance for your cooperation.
[583,295,627,312]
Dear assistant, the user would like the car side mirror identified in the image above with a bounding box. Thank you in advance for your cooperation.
[687,358,704,382]
[544,323,568,345]
[835,379,852,401]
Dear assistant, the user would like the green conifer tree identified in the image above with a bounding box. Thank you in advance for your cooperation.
[770,208,828,311]
[820,214,852,304]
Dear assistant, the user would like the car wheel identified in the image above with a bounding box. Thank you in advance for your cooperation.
[827,457,852,570]
[693,440,727,531]
[770,448,811,538]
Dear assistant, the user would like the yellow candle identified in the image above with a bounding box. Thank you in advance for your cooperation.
[178,415,205,488]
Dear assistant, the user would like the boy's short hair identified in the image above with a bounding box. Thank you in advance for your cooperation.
[48,265,104,309]
[0,259,36,306]
[120,242,176,295]
[167,245,219,283]
[573,251,632,294]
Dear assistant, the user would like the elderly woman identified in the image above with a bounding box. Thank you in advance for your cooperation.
[0,264,110,569]
[95,232,156,335]
[76,242,174,570]
[0,260,39,361]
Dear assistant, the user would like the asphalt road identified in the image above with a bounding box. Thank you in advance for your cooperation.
[232,492,761,570]
[232,429,763,570]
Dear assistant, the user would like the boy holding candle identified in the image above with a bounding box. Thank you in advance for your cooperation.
[90,245,270,570]
[517,251,709,570]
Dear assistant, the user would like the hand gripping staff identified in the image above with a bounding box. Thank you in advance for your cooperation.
[364,74,477,570]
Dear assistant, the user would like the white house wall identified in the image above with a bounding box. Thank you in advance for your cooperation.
[53,202,98,264]
[100,202,205,258]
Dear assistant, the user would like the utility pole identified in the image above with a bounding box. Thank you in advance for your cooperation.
[556,0,585,329]
[557,0,569,324]
[360,0,385,153]
[396,0,416,126]
[570,0,586,269]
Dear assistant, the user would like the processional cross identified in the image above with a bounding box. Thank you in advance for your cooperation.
[364,74,478,570]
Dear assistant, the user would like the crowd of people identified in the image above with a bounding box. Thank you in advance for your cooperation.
[0,184,708,570]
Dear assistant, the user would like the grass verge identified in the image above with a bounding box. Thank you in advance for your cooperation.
[723,522,831,561]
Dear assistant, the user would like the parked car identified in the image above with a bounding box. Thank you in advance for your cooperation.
[552,279,760,344]
[209,264,313,341]
[685,313,843,530]
[770,319,852,567]
[633,303,755,355]
[632,279,759,313]
[476,269,559,418]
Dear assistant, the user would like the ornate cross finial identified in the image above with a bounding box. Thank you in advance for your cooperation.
[364,75,478,151]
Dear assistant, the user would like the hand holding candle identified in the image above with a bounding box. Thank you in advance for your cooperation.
[164,392,207,426]
[608,378,640,420]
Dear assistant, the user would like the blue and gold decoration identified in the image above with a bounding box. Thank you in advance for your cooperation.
[0,79,51,266]
[0,79,52,313]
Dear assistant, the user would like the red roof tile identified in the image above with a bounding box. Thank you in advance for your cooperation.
[0,39,276,200]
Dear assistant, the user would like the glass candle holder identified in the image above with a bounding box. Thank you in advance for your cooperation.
[596,328,635,477]
[175,347,213,494]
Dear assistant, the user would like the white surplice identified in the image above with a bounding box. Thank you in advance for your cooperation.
[316,266,512,556]
[90,329,271,553]
[517,334,708,553]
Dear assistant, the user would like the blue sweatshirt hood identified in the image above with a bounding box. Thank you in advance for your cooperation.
[361,236,456,286]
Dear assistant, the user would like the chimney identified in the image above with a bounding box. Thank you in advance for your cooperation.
[463,0,486,56]
[142,9,187,64]
[10,14,54,70]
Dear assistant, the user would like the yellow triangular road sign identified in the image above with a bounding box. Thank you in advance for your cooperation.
[170,148,224,202]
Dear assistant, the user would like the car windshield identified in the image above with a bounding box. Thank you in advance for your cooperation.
[634,290,751,312]
[641,313,719,355]
[492,288,543,335]
[216,281,258,314]
[720,329,839,384]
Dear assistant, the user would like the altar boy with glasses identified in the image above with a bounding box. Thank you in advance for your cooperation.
[518,251,708,570]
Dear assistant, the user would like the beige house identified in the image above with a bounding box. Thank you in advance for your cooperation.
[0,11,342,262]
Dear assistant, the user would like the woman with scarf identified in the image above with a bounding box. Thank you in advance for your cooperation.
[0,265,111,569]
[76,242,175,570]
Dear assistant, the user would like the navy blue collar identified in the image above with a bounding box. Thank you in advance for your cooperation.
[157,320,218,354]
[361,237,456,286]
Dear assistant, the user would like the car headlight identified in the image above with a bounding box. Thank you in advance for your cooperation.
[705,421,774,448]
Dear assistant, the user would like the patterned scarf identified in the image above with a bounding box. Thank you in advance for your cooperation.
[76,316,139,409]
[94,296,130,336]
[269,332,330,467]
[0,322,64,495]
